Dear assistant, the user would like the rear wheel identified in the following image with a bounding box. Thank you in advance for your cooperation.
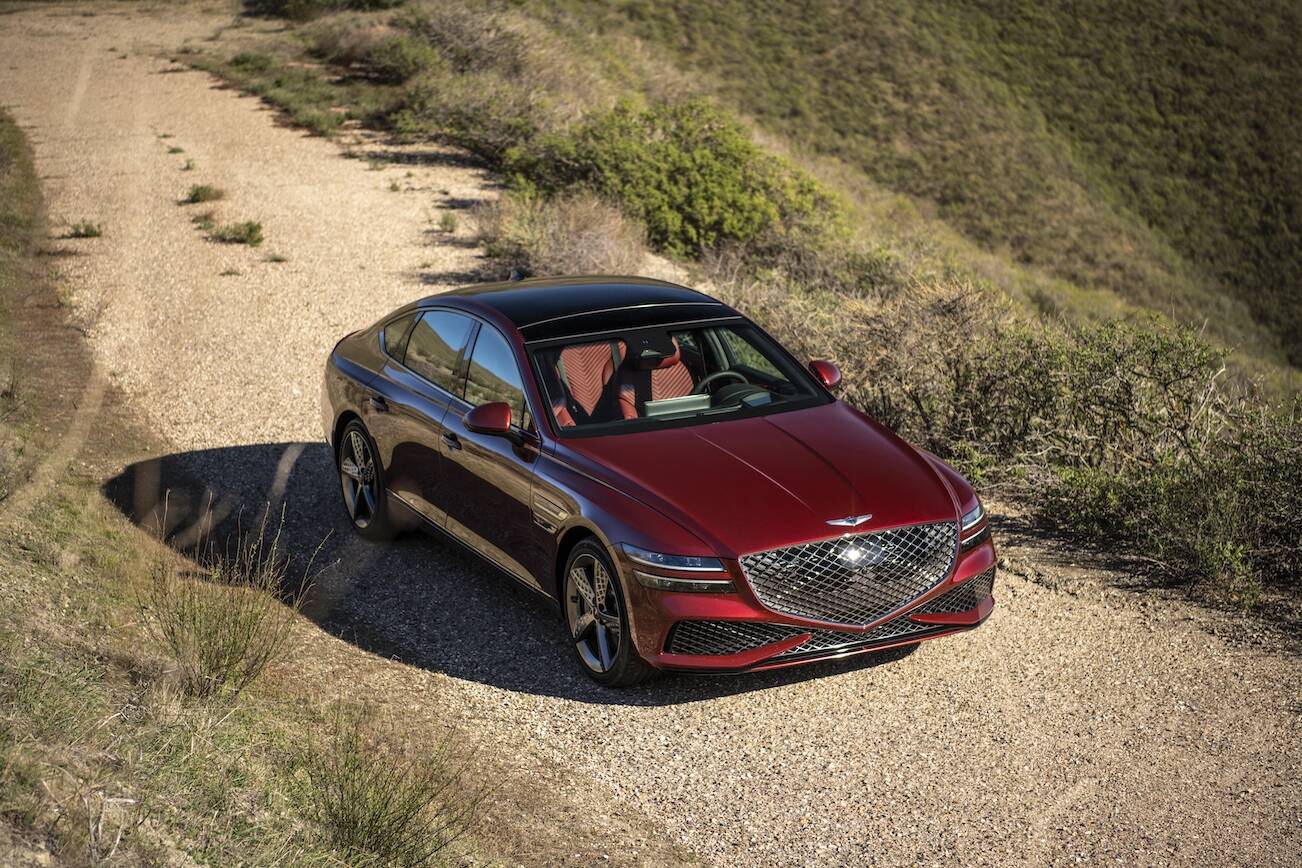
[337,420,397,541]
[563,540,655,687]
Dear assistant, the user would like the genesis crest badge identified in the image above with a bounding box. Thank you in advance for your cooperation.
[826,513,873,527]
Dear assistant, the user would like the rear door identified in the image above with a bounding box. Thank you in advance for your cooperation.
[376,309,475,526]
[438,321,548,589]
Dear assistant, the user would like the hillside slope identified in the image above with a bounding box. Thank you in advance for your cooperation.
[542,0,1302,369]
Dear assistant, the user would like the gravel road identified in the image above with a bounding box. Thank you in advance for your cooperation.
[2,4,1299,865]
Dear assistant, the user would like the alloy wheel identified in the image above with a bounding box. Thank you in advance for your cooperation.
[339,428,378,529]
[565,552,625,674]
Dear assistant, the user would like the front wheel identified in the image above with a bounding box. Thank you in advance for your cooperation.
[337,420,397,541]
[562,541,655,687]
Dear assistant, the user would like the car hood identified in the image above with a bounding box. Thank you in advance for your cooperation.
[562,401,961,557]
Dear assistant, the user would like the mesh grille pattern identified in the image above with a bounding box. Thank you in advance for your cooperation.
[740,522,958,627]
[666,620,799,657]
[665,565,996,659]
[914,566,996,615]
[665,617,933,659]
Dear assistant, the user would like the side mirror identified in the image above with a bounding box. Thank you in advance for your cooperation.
[809,359,842,390]
[464,401,512,435]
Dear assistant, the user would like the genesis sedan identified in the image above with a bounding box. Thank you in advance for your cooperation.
[322,277,995,685]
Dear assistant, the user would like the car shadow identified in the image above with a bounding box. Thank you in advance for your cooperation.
[102,442,918,706]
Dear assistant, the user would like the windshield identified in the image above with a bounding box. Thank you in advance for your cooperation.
[531,321,830,435]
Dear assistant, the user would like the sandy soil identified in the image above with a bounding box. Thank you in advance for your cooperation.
[1,3,1299,865]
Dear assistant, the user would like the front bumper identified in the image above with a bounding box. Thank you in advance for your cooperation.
[615,531,996,673]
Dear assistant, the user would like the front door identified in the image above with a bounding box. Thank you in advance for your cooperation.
[380,309,475,525]
[438,322,546,589]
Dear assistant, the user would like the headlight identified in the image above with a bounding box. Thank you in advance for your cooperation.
[621,544,735,593]
[621,544,725,572]
[959,501,989,551]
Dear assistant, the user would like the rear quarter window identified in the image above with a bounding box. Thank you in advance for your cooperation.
[404,310,474,392]
[382,314,417,360]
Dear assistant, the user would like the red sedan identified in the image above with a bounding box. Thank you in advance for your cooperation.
[322,277,995,686]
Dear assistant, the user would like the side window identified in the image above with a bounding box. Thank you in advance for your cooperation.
[463,326,527,425]
[404,311,473,392]
[382,314,417,360]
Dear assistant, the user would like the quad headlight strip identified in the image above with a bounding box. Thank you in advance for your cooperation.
[959,502,988,551]
[621,544,737,593]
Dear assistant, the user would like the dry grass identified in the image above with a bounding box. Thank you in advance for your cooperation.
[304,705,484,866]
[143,509,308,701]
[473,192,646,278]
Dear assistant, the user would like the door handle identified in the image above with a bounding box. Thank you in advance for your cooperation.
[369,395,388,413]
[441,431,462,450]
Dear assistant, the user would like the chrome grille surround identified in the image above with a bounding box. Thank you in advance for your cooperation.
[665,564,995,659]
[739,521,959,628]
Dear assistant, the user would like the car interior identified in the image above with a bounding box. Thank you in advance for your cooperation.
[535,324,817,431]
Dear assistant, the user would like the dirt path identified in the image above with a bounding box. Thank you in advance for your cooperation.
[2,4,1300,866]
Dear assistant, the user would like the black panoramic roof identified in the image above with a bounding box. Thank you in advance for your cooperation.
[423,276,737,340]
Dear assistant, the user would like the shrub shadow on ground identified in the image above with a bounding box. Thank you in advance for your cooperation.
[103,442,917,706]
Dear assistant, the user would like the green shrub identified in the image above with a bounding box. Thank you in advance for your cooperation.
[230,50,274,74]
[504,100,835,257]
[211,221,264,246]
[388,70,544,163]
[182,184,224,204]
[396,5,527,75]
[365,34,444,84]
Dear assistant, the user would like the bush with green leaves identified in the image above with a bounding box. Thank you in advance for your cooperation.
[365,34,444,84]
[388,70,544,164]
[504,100,835,257]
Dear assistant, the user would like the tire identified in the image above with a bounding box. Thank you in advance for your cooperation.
[336,419,397,542]
[562,540,655,687]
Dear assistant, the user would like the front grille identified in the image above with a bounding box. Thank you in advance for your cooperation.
[739,522,958,627]
[665,564,996,660]
[913,565,996,615]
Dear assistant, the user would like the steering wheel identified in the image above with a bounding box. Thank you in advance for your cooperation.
[693,370,748,394]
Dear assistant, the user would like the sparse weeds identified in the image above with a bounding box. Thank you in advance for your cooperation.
[437,212,457,234]
[182,183,225,204]
[191,209,216,231]
[304,704,483,866]
[181,158,196,171]
[167,145,185,154]
[211,220,265,247]
[65,221,103,238]
[142,509,308,701]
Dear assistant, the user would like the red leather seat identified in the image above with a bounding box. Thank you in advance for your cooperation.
[619,338,694,419]
[552,340,626,428]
